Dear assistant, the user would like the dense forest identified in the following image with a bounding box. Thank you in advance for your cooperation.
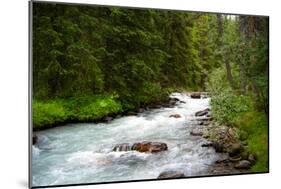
[32,3,268,172]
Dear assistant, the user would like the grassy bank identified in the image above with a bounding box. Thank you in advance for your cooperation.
[235,112,269,172]
[32,88,172,130]
[33,95,122,130]
[209,92,268,172]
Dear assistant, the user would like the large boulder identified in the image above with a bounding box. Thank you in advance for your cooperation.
[131,141,168,153]
[190,92,201,99]
[234,160,251,169]
[195,108,210,117]
[157,171,185,179]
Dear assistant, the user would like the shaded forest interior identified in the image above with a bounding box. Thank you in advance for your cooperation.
[32,3,268,172]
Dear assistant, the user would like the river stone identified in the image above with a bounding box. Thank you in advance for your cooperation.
[190,92,201,99]
[228,142,243,157]
[115,115,122,119]
[113,143,131,152]
[138,108,145,113]
[234,160,251,169]
[169,97,180,102]
[229,156,242,162]
[103,116,113,122]
[213,141,224,153]
[190,130,203,136]
[248,154,256,163]
[169,114,182,118]
[126,111,138,116]
[195,108,210,117]
[131,141,168,153]
[201,143,213,147]
[157,171,185,179]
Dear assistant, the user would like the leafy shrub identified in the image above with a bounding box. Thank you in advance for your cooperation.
[32,95,122,130]
[206,67,253,125]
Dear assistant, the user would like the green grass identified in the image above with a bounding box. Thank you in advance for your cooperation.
[234,111,269,172]
[33,95,122,130]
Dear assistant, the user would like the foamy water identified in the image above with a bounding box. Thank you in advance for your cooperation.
[32,93,224,186]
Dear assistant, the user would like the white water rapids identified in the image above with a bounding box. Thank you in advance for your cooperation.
[32,93,227,187]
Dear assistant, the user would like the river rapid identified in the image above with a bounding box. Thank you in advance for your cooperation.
[32,93,228,187]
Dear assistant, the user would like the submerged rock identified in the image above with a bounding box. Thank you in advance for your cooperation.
[157,171,185,179]
[169,114,182,118]
[234,160,251,169]
[131,141,168,153]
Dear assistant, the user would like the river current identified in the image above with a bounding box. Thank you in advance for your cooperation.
[32,93,226,186]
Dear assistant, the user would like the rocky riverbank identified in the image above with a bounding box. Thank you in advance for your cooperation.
[190,106,256,174]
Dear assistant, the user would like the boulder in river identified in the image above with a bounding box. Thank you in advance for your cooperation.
[234,160,251,169]
[169,114,182,118]
[131,141,168,153]
[190,92,201,99]
[195,108,210,117]
[157,171,185,179]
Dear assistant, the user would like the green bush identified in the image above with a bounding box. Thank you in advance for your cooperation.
[32,95,122,130]
[206,67,253,125]
[76,96,122,121]
[33,100,67,129]
[211,92,253,125]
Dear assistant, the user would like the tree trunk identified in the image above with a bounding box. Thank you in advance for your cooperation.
[217,14,234,88]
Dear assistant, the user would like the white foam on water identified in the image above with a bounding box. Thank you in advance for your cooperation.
[32,93,222,186]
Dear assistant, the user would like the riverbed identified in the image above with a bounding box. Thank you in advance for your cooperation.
[32,93,229,187]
